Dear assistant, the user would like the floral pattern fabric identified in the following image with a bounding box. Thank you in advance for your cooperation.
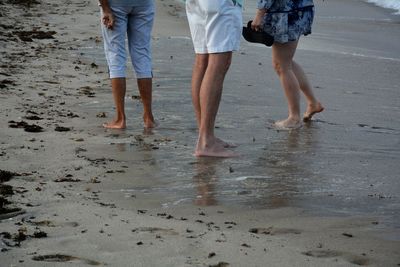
[257,0,315,43]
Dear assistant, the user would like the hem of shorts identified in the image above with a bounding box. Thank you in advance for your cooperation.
[109,72,153,79]
[109,72,126,79]
[273,31,312,44]
[136,72,153,79]
[194,46,240,54]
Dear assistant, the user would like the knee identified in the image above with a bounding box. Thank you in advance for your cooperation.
[217,59,231,75]
[272,59,283,75]
[224,57,232,72]
[217,55,232,74]
[195,58,207,69]
[272,60,291,76]
[194,56,208,71]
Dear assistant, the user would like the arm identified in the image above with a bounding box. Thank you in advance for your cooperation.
[251,0,274,31]
[251,8,267,31]
[99,0,114,30]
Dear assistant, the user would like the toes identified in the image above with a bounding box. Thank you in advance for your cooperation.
[303,107,324,122]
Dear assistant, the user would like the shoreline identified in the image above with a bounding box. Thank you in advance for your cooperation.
[1,0,399,266]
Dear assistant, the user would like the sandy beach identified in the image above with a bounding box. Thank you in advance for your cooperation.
[1,0,400,266]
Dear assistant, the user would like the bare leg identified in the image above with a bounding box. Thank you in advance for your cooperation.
[271,41,302,129]
[191,54,236,148]
[191,54,209,127]
[137,78,156,128]
[292,61,324,121]
[103,77,127,129]
[195,52,237,158]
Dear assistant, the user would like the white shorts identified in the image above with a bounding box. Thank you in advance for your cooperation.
[186,0,242,54]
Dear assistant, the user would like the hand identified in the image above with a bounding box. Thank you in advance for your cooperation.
[251,9,266,32]
[102,8,114,30]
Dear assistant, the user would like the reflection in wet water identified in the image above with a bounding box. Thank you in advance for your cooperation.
[115,143,126,152]
[192,158,220,206]
[234,127,318,209]
[185,127,320,209]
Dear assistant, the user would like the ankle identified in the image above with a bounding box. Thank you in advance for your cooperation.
[143,112,154,121]
[115,114,126,122]
[287,115,300,122]
[307,101,320,108]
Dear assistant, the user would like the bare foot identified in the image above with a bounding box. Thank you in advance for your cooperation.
[216,138,237,148]
[143,115,157,128]
[103,119,126,129]
[303,102,324,122]
[195,139,238,158]
[274,118,302,130]
[144,119,157,128]
[143,113,157,128]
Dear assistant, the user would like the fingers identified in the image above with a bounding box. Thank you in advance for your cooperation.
[251,17,263,32]
[251,22,262,32]
[252,10,266,32]
[102,14,114,30]
[104,19,114,29]
[106,19,114,30]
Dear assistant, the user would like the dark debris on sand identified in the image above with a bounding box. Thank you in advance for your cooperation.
[0,184,13,196]
[7,0,40,7]
[24,115,43,120]
[0,170,18,183]
[33,230,47,238]
[0,79,16,88]
[1,228,48,250]
[13,30,56,42]
[209,262,230,267]
[54,126,71,132]
[8,120,43,132]
[32,254,101,265]
[78,86,96,97]
[0,170,17,216]
[54,176,81,183]
[0,180,18,219]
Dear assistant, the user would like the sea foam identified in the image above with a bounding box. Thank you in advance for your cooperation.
[366,0,400,14]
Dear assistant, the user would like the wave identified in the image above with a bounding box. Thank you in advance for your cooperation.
[366,0,400,14]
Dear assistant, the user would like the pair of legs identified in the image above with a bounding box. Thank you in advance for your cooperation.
[271,40,324,129]
[101,4,155,129]
[103,77,155,129]
[191,52,237,158]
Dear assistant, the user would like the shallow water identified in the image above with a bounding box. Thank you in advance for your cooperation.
[79,1,400,236]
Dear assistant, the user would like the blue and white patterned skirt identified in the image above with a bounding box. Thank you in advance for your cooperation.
[262,6,314,44]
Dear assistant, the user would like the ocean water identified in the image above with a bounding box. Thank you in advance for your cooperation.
[366,0,400,14]
[178,0,400,15]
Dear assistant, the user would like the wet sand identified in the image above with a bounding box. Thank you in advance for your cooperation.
[1,0,400,266]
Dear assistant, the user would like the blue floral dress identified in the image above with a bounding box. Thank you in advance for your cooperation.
[257,0,314,43]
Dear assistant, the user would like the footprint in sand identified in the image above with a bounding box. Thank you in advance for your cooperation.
[302,250,370,266]
[32,254,101,265]
[249,227,302,235]
[131,227,179,235]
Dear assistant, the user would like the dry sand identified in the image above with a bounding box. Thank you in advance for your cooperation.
[1,0,400,266]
